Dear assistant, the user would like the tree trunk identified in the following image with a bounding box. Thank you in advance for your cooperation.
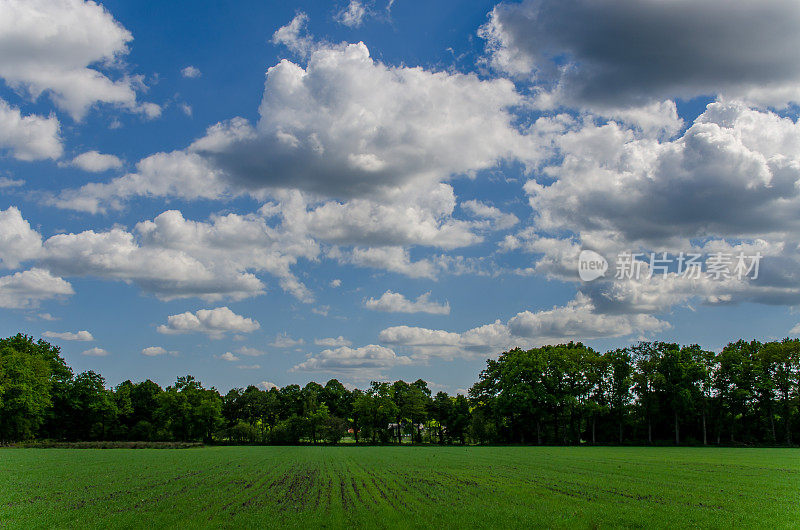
[784,392,792,445]
[537,420,542,445]
[592,416,596,445]
[768,400,776,443]
[674,411,680,445]
[702,408,707,446]
[569,404,575,445]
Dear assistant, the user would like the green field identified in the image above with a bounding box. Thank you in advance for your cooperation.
[1,447,798,528]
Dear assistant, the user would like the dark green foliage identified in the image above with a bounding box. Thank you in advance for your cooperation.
[0,334,798,445]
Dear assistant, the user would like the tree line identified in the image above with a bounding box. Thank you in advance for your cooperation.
[0,333,798,445]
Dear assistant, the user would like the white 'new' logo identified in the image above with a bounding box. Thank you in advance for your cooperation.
[578,250,608,282]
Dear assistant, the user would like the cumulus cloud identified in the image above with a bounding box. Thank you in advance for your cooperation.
[365,291,450,315]
[218,351,239,362]
[0,99,62,160]
[258,381,278,390]
[43,224,265,302]
[141,346,172,357]
[380,293,667,360]
[0,207,43,269]
[481,0,800,109]
[237,346,267,357]
[157,307,260,338]
[0,268,73,309]
[5,207,319,302]
[0,0,159,120]
[515,102,800,306]
[46,26,548,282]
[275,185,482,250]
[196,40,534,200]
[270,333,304,348]
[292,344,412,375]
[461,200,519,231]
[314,336,352,347]
[271,13,313,56]
[69,151,123,172]
[181,66,201,78]
[50,151,228,214]
[345,246,437,279]
[526,102,800,245]
[61,32,537,213]
[335,1,367,27]
[42,330,93,341]
[81,347,109,357]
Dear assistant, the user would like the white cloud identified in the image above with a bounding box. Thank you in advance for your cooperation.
[62,32,539,216]
[526,103,800,245]
[0,268,73,309]
[50,151,228,214]
[4,207,322,303]
[292,344,412,374]
[791,323,800,335]
[70,151,122,172]
[0,99,62,160]
[135,209,317,302]
[314,336,352,347]
[195,40,535,201]
[258,380,278,390]
[0,177,24,189]
[270,333,304,348]
[461,200,519,231]
[181,66,201,78]
[237,346,267,357]
[47,31,547,278]
[157,307,260,338]
[271,13,313,56]
[513,101,800,310]
[42,224,265,302]
[142,346,170,356]
[346,246,437,279]
[276,186,481,250]
[42,330,93,341]
[218,351,239,362]
[0,0,159,120]
[507,293,668,341]
[81,347,109,357]
[365,291,450,315]
[0,207,43,269]
[380,293,668,360]
[330,279,342,288]
[335,1,367,28]
[236,364,260,370]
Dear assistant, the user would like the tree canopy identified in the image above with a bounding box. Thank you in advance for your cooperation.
[0,334,797,446]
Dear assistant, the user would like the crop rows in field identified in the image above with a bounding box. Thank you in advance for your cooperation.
[1,447,798,528]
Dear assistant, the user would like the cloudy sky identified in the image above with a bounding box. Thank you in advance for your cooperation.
[2,0,800,393]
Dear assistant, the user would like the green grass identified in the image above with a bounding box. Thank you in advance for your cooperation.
[1,446,798,529]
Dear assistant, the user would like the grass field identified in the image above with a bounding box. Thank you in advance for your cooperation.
[1,446,798,529]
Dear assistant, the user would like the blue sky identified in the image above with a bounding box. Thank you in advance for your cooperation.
[2,0,800,393]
